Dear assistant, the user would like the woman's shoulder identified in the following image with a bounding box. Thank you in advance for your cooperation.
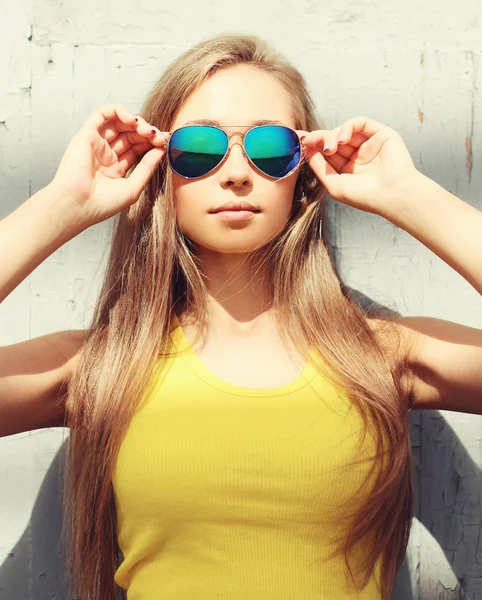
[366,315,412,356]
[366,315,414,398]
[0,328,91,436]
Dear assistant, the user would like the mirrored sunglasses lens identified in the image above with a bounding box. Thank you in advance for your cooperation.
[168,126,228,178]
[245,125,301,178]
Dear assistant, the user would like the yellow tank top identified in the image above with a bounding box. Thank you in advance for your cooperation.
[112,321,384,599]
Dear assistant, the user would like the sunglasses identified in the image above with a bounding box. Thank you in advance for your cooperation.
[162,124,306,181]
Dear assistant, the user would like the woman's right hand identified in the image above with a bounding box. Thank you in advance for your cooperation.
[49,104,168,229]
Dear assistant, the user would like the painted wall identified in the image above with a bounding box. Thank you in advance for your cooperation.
[1,1,482,597]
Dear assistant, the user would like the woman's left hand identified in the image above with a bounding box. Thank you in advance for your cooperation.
[299,116,421,217]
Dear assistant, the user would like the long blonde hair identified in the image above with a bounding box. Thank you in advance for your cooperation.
[62,32,414,600]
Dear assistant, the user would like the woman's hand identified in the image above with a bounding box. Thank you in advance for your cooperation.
[299,116,421,217]
[49,104,169,229]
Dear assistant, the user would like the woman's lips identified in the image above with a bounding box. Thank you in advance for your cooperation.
[209,200,261,222]
[211,209,258,222]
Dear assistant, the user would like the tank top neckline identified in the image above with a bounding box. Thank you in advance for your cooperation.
[169,319,318,398]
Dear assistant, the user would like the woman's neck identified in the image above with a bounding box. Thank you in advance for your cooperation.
[196,247,274,334]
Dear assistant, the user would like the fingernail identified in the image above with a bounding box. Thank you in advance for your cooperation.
[300,135,306,143]
[323,141,331,152]
[338,133,348,143]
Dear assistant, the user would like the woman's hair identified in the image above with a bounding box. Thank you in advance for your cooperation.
[61,32,414,600]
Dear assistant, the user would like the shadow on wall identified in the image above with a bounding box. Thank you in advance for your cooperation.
[0,288,479,599]
[0,444,72,599]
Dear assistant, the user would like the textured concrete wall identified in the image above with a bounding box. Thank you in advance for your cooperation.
[1,1,482,598]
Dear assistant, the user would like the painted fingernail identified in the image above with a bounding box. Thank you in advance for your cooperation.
[338,133,348,143]
[300,135,306,143]
[323,141,331,152]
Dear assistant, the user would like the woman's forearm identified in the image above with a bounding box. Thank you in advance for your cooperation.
[387,173,482,296]
[0,184,85,304]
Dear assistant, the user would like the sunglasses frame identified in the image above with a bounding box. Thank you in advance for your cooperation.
[162,124,306,181]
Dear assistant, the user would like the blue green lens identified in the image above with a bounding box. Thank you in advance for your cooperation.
[168,125,228,178]
[245,125,300,178]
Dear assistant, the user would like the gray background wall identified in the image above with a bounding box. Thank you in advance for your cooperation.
[1,0,482,598]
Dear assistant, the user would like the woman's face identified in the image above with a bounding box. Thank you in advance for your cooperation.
[169,65,302,254]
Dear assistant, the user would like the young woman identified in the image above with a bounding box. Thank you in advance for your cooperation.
[1,33,482,600]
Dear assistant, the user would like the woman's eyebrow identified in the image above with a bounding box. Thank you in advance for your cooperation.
[181,118,285,127]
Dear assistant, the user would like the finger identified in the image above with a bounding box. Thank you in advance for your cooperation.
[347,129,392,166]
[339,131,368,149]
[323,151,351,174]
[305,151,341,198]
[147,126,171,146]
[304,116,388,155]
[110,132,147,157]
[101,120,170,153]
[322,127,342,156]
[303,141,350,174]
[306,149,337,178]
[117,142,166,175]
[120,120,169,146]
[100,123,125,144]
[303,129,334,151]
[330,126,368,152]
[100,120,140,142]
[126,147,166,200]
[337,122,353,143]
[99,114,150,141]
[132,116,160,137]
[83,104,137,134]
[340,116,387,138]
[81,104,139,155]
[110,129,168,157]
[90,135,118,169]
[303,127,361,158]
[334,142,359,159]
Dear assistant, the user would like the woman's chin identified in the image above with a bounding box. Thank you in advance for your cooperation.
[199,243,264,254]
[189,235,273,255]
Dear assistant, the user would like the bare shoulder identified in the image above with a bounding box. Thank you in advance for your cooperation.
[368,315,482,412]
[0,328,91,437]
[50,328,91,371]
[365,315,415,358]
[2,328,91,374]
[365,315,416,399]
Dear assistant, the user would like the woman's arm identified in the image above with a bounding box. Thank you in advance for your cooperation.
[389,172,482,296]
[302,117,482,413]
[382,173,482,413]
[0,184,84,304]
[0,104,164,435]
[1,103,166,305]
[0,329,88,437]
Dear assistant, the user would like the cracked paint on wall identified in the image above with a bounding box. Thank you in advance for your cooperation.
[2,1,482,599]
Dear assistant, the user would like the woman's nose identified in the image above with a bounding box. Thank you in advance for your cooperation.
[219,138,252,185]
